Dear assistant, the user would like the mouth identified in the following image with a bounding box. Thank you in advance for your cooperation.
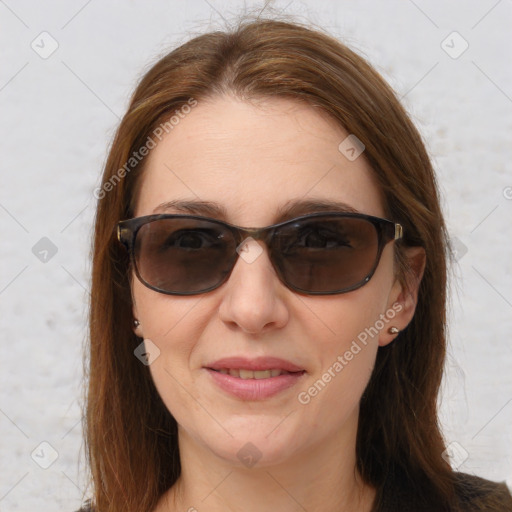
[204,357,307,400]
[209,368,305,379]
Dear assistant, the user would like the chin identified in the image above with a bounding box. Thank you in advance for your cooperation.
[193,419,310,468]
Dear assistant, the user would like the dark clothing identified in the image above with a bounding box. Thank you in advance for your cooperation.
[372,471,512,511]
[75,472,512,511]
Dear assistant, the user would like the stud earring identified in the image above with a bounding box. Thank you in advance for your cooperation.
[134,319,141,328]
[388,326,399,334]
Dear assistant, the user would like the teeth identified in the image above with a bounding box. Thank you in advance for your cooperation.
[239,369,255,379]
[216,368,291,379]
[253,370,272,379]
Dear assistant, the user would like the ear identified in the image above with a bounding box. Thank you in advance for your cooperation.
[379,246,426,347]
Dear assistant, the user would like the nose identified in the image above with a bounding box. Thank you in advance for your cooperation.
[218,237,289,334]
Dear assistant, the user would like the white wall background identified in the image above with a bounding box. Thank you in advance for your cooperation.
[1,1,511,510]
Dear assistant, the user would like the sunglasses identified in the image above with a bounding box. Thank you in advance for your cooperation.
[117,212,403,296]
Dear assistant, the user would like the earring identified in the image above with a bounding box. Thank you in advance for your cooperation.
[388,326,399,334]
[134,319,141,328]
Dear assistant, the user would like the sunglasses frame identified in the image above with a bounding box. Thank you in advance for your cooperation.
[117,212,403,296]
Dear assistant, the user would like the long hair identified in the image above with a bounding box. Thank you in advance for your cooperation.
[84,17,457,511]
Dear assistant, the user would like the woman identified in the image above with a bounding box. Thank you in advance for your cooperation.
[78,17,512,512]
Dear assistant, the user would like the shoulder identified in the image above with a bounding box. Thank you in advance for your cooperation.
[375,468,512,512]
[453,472,512,511]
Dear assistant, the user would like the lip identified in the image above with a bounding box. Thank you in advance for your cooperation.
[206,369,305,400]
[206,356,305,372]
[204,356,306,401]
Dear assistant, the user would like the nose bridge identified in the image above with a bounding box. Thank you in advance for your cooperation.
[235,224,275,248]
[226,220,284,284]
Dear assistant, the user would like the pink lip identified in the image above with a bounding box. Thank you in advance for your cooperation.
[206,369,305,400]
[204,357,306,401]
[206,356,304,372]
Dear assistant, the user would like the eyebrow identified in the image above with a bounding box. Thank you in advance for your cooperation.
[152,198,359,224]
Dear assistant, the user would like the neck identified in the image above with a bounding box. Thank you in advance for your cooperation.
[156,412,376,512]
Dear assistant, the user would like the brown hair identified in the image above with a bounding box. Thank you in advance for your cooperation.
[84,16,459,512]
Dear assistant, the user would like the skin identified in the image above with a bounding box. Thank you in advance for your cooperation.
[131,95,425,512]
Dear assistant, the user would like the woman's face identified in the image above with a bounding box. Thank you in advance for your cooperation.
[131,95,408,467]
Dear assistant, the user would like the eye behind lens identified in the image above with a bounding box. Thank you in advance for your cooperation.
[133,218,238,294]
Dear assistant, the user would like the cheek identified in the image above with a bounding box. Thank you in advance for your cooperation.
[132,278,205,388]
[300,266,391,366]
[132,277,206,340]
[289,309,379,441]
[295,257,395,422]
[299,292,383,395]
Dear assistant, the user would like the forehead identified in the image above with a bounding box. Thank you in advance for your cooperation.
[133,95,386,224]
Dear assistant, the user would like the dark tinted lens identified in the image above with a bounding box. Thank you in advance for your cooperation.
[134,218,236,293]
[273,216,379,293]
